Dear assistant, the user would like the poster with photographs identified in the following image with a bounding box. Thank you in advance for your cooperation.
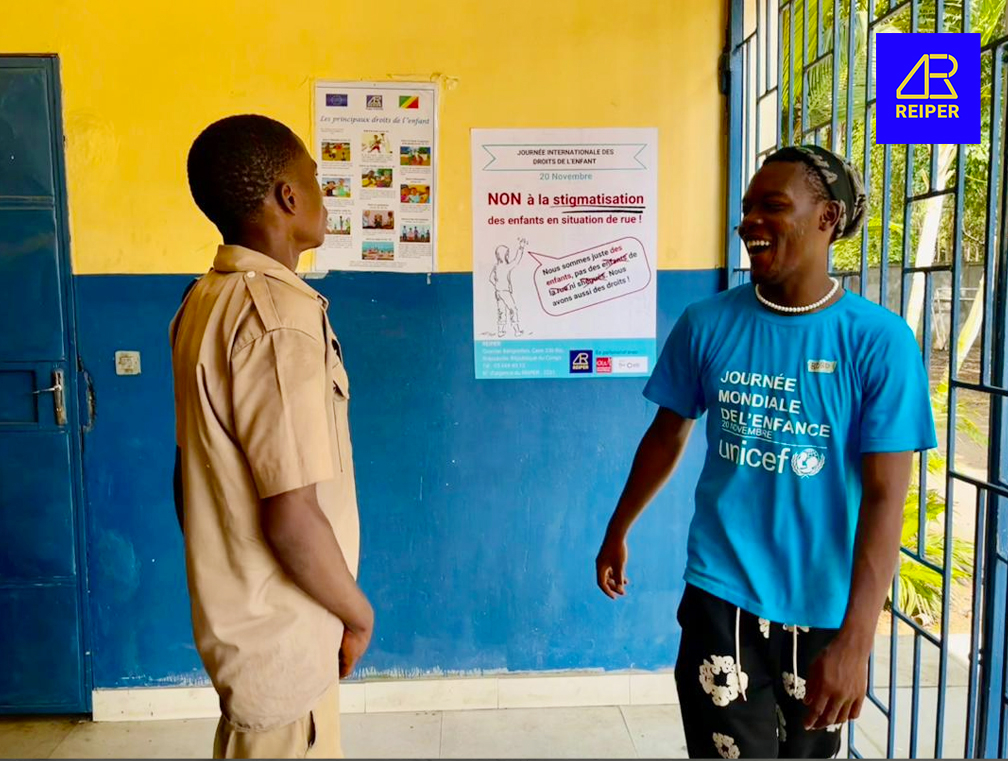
[313,81,438,273]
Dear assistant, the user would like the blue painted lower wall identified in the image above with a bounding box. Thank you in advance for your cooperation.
[73,269,722,689]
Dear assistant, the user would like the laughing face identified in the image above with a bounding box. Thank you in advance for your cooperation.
[737,161,834,288]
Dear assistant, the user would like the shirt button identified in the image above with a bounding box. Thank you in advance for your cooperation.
[246,272,256,279]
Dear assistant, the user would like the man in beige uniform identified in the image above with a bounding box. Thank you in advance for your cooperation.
[170,115,374,758]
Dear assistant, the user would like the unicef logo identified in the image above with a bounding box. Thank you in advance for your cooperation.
[791,448,826,478]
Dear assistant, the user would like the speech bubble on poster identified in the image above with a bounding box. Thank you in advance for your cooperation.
[529,237,652,317]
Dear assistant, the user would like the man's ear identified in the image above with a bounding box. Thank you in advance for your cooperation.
[275,180,296,215]
[820,199,841,237]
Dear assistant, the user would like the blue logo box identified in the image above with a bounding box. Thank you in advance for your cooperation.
[875,32,980,144]
[569,350,594,374]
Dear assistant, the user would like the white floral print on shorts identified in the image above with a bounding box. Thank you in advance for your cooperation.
[782,670,807,700]
[782,624,810,633]
[713,732,741,759]
[699,655,750,707]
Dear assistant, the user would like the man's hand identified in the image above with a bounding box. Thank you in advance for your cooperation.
[803,450,912,730]
[596,534,629,599]
[594,408,693,602]
[339,614,374,679]
[803,632,870,730]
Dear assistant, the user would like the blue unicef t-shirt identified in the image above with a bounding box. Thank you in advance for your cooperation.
[644,284,937,629]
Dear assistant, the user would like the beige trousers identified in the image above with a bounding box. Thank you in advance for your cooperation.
[213,680,342,759]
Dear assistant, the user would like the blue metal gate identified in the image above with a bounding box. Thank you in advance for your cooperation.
[724,0,1008,756]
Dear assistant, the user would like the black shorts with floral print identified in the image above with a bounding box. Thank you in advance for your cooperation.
[675,585,844,759]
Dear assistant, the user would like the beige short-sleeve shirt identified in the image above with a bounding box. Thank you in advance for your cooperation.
[170,245,360,731]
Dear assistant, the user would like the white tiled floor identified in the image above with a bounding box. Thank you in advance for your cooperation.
[440,707,638,758]
[0,706,688,759]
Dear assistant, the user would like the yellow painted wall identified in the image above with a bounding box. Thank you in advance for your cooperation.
[3,1,726,274]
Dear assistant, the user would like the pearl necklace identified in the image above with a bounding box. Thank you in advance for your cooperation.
[754,277,840,314]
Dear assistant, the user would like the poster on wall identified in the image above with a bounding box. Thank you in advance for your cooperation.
[471,128,658,380]
[313,80,437,273]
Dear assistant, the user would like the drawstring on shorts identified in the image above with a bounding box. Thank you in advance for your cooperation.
[735,607,748,702]
[731,608,801,705]
[792,626,799,686]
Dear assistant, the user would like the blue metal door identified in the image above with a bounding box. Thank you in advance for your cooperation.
[724,0,1008,756]
[0,57,89,713]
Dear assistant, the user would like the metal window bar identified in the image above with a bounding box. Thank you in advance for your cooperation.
[965,487,989,754]
[725,0,1008,756]
[983,29,1008,758]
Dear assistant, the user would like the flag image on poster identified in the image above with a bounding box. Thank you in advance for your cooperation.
[471,128,658,379]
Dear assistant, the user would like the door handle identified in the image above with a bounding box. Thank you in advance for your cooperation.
[33,369,67,426]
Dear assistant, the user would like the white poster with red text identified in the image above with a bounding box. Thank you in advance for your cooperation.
[471,128,658,379]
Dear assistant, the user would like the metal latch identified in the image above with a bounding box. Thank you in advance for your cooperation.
[33,369,66,426]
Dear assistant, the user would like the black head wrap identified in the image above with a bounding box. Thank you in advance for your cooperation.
[764,145,867,240]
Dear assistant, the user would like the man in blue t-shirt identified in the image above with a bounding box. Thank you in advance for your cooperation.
[595,145,936,759]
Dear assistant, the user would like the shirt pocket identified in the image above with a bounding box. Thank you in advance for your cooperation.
[328,351,351,473]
